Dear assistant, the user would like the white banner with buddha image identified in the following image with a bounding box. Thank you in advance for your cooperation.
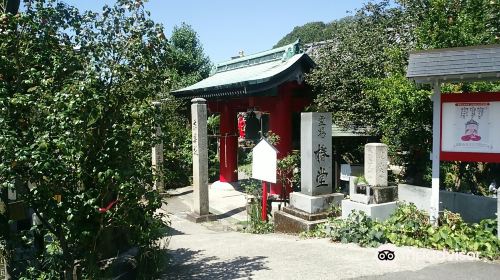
[442,101,500,153]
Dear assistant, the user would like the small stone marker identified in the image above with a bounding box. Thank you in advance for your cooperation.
[342,143,397,222]
[364,143,388,187]
[300,112,333,196]
[151,101,164,192]
[188,98,215,223]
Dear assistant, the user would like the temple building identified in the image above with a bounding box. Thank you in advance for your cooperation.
[172,40,315,195]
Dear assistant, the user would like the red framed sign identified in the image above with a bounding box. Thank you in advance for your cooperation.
[440,92,500,162]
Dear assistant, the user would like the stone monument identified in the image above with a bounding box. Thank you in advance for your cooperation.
[275,113,344,233]
[341,143,398,221]
[187,98,216,223]
[151,101,164,193]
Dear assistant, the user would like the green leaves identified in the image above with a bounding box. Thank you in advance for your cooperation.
[306,203,499,260]
[302,0,498,186]
[0,0,182,277]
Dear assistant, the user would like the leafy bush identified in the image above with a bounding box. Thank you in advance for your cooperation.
[246,200,274,234]
[325,211,386,247]
[304,203,500,260]
[0,0,188,277]
[383,203,431,247]
[240,179,273,234]
[207,114,220,182]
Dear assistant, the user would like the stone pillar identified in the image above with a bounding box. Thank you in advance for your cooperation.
[151,101,164,192]
[188,98,215,222]
[364,143,388,187]
[289,112,343,214]
[301,112,333,196]
[275,112,344,233]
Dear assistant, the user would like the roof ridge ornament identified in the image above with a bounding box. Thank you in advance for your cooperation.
[282,39,301,61]
[213,39,302,75]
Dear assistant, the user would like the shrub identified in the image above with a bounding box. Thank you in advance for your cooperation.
[325,211,386,247]
[304,203,500,260]
[1,1,172,277]
[241,178,273,234]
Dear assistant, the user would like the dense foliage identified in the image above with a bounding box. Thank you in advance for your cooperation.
[241,178,274,234]
[161,22,211,189]
[276,0,500,188]
[303,203,500,260]
[0,0,210,278]
[275,21,331,47]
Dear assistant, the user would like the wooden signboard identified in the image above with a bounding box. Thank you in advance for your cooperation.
[252,139,278,183]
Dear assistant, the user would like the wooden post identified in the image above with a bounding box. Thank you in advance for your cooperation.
[219,103,238,182]
[262,181,268,221]
[430,80,441,226]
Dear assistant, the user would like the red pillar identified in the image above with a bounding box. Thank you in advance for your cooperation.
[269,84,293,196]
[219,102,238,182]
[261,181,268,221]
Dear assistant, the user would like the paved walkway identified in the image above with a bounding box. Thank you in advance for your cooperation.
[161,185,500,280]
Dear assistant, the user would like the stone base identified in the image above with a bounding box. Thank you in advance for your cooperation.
[274,209,328,234]
[211,180,238,190]
[282,206,330,221]
[186,212,217,223]
[290,192,344,214]
[350,193,372,204]
[373,185,398,204]
[341,200,397,222]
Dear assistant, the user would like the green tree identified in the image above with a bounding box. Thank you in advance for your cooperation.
[364,75,432,185]
[168,22,211,90]
[1,0,174,277]
[274,21,329,47]
[1,1,20,278]
[305,0,499,185]
[398,0,500,191]
[399,0,499,49]
[160,23,212,189]
[307,1,409,128]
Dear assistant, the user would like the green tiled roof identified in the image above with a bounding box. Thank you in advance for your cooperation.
[171,40,315,99]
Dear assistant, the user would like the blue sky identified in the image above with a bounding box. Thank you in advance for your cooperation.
[65,0,368,63]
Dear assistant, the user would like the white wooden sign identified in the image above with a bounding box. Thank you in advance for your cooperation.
[252,139,278,183]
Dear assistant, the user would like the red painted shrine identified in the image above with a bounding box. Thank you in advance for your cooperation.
[172,41,315,196]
